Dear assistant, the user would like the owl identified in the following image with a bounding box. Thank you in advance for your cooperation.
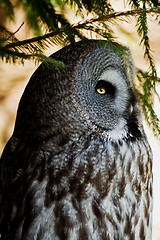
[0,40,153,240]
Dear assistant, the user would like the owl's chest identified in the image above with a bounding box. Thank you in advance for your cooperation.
[41,137,152,239]
[17,137,152,240]
[51,137,151,201]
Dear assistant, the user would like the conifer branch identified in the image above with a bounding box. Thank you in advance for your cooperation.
[0,0,160,136]
[2,7,160,53]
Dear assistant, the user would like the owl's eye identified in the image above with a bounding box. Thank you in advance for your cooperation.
[95,80,116,97]
[97,87,106,95]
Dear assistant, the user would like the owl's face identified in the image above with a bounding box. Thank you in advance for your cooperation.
[14,40,140,142]
[73,47,135,133]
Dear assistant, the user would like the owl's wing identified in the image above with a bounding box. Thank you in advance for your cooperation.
[0,136,24,236]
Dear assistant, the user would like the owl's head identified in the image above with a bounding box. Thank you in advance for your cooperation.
[14,40,141,144]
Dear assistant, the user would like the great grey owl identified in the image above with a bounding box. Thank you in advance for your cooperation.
[0,40,153,240]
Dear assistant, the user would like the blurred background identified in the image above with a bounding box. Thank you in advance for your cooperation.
[0,1,160,239]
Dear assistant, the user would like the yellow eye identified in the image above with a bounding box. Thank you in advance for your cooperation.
[95,80,116,97]
[96,87,106,95]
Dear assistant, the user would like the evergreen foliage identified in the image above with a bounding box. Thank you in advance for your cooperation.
[0,0,160,136]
